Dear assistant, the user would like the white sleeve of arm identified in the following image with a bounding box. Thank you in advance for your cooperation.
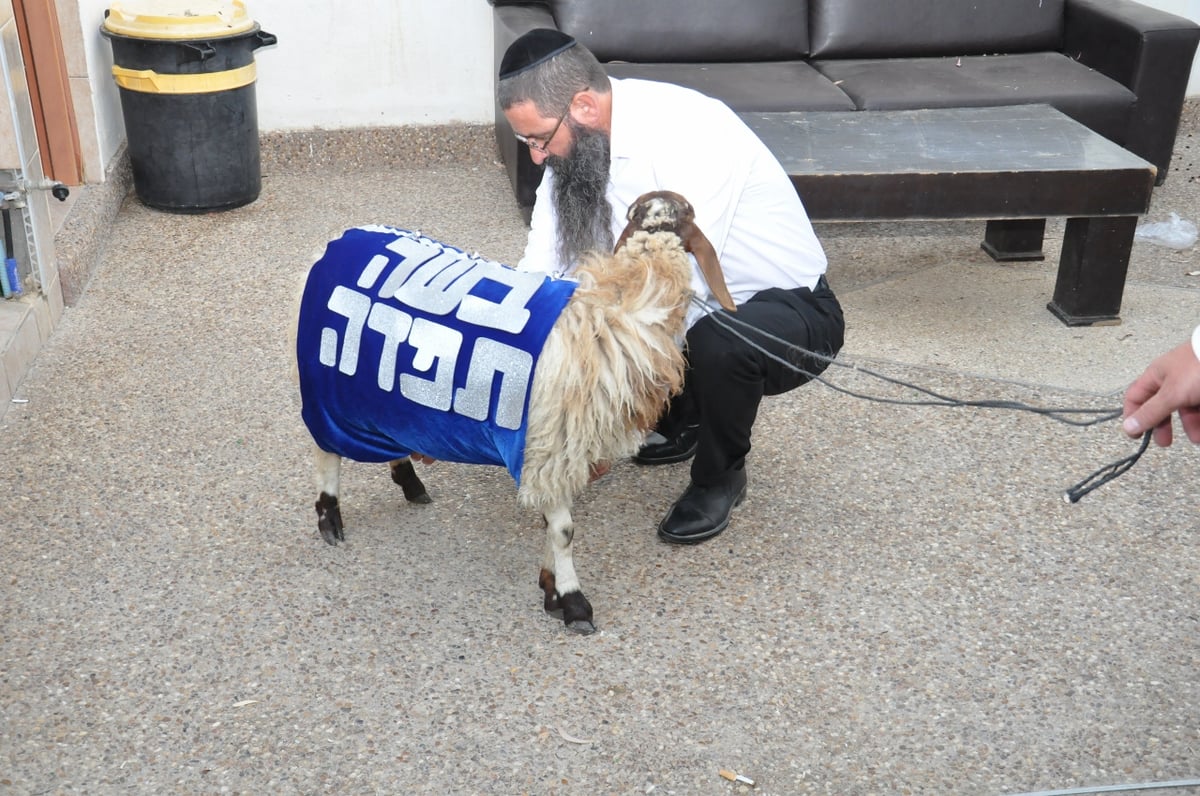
[516,175,562,274]
[1191,324,1200,361]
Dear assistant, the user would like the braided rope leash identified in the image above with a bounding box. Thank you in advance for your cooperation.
[690,297,1152,501]
[1062,430,1152,504]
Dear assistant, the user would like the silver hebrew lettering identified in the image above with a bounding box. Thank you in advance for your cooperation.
[321,285,373,376]
[383,234,540,334]
[379,235,443,299]
[454,338,534,430]
[392,251,476,315]
[399,318,463,411]
[365,303,415,392]
[357,253,391,290]
[454,260,539,334]
[321,230,549,429]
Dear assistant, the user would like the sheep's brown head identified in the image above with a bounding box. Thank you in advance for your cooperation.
[618,190,695,240]
[615,191,736,312]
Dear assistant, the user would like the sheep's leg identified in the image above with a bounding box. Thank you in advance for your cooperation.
[314,447,344,546]
[389,457,432,504]
[539,505,595,635]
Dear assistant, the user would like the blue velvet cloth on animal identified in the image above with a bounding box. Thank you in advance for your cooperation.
[297,226,578,484]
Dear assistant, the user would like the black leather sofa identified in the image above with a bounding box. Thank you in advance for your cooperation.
[490,0,1200,215]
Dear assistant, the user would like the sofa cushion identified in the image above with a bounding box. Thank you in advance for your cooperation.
[548,0,810,62]
[810,0,1065,58]
[812,52,1136,145]
[604,62,854,111]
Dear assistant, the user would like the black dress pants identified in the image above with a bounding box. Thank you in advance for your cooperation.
[656,276,845,487]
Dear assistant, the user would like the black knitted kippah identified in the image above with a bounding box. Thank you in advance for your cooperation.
[499,29,577,79]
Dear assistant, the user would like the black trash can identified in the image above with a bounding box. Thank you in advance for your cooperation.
[101,1,276,213]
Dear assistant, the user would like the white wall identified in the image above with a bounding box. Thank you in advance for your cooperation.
[71,0,1200,180]
[249,0,495,130]
[76,0,496,172]
[77,0,127,176]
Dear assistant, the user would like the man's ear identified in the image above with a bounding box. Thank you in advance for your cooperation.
[571,90,604,128]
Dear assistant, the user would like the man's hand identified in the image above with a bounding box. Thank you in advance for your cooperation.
[1122,337,1200,447]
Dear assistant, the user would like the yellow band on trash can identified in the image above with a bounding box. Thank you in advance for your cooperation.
[111,62,256,94]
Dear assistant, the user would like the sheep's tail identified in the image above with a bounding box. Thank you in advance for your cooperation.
[519,232,692,509]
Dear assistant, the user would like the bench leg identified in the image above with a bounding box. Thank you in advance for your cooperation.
[1046,216,1136,327]
[981,219,1046,261]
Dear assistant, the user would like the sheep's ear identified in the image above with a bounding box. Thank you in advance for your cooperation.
[682,221,736,312]
[613,225,636,253]
[613,207,644,253]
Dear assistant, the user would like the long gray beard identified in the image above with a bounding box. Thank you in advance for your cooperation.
[547,123,614,268]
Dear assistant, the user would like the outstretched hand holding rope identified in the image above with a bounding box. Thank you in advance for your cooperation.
[1120,326,1200,448]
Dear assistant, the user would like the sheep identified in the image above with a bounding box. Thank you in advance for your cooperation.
[295,191,730,634]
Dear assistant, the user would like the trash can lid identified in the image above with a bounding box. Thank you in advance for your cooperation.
[103,0,257,39]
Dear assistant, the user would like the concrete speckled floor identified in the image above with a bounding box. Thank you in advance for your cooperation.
[2,104,1198,795]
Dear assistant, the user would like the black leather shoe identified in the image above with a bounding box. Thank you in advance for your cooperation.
[634,424,699,465]
[657,467,748,544]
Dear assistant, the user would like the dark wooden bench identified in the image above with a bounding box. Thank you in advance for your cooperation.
[741,105,1158,326]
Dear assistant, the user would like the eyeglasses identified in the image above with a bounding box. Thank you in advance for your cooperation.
[514,100,573,153]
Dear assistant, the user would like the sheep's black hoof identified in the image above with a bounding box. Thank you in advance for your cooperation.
[542,603,596,634]
[390,459,432,504]
[566,618,597,635]
[539,571,595,632]
[316,492,343,545]
[559,591,595,635]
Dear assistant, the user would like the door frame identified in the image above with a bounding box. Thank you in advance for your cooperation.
[12,0,82,185]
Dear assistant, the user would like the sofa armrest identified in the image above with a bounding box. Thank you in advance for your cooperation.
[492,4,557,212]
[1065,0,1200,179]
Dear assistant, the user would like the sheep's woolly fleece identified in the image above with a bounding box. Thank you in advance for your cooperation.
[518,229,693,510]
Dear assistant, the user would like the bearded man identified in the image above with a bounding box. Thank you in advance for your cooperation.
[497,29,845,544]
